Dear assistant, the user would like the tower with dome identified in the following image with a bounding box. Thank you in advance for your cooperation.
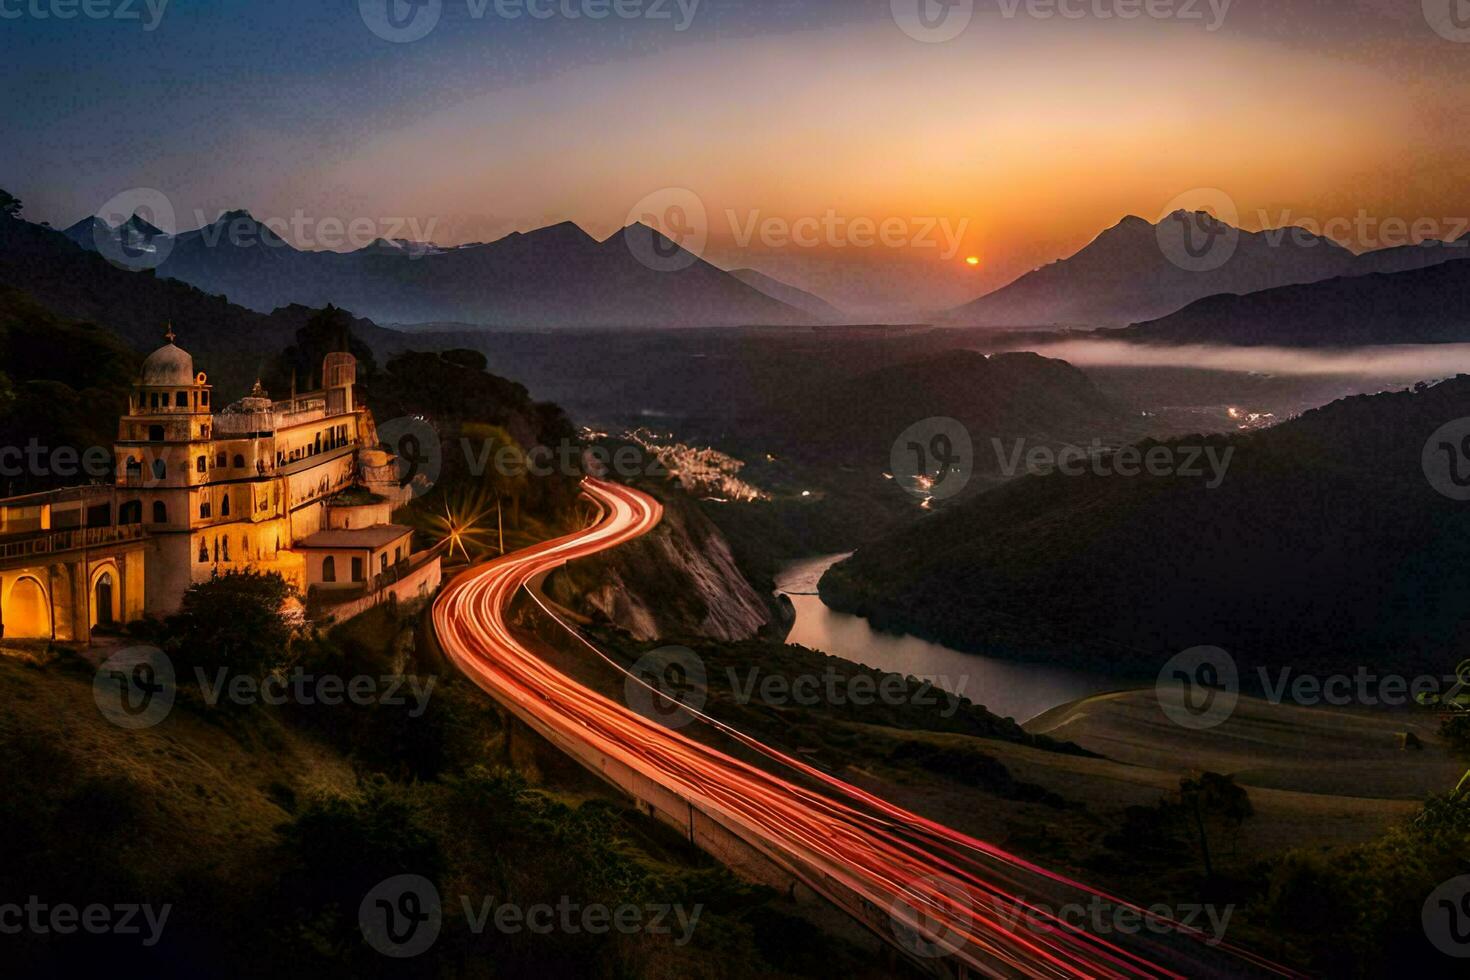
[0,328,440,642]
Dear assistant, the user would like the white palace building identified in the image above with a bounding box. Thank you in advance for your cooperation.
[0,333,441,642]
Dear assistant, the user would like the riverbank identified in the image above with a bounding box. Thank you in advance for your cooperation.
[776,553,1116,722]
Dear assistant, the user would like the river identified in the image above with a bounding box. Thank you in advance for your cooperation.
[776,554,1116,723]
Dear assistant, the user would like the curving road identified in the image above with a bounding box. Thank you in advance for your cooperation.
[434,477,1300,979]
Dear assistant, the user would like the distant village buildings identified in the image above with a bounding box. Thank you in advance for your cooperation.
[0,332,440,641]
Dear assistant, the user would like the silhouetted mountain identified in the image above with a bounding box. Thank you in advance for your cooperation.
[64,210,168,253]
[0,211,405,397]
[729,268,845,321]
[949,212,1470,329]
[774,349,1139,473]
[1352,235,1470,276]
[121,213,166,239]
[351,237,447,257]
[1116,256,1470,346]
[60,214,111,249]
[819,377,1470,674]
[134,212,810,328]
[948,212,1359,327]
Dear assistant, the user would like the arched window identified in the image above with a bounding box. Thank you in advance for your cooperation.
[125,456,141,477]
[198,540,209,563]
[119,500,142,525]
[216,452,227,468]
[151,458,166,480]
[322,556,337,583]
[152,501,167,523]
[200,500,211,519]
[233,454,245,468]
[221,495,231,517]
[196,456,206,474]
[222,538,230,562]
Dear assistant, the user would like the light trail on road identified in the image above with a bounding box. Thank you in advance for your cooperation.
[433,478,1302,979]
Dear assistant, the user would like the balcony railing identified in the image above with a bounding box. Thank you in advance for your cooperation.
[0,523,146,561]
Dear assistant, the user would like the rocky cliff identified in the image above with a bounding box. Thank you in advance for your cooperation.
[548,485,780,643]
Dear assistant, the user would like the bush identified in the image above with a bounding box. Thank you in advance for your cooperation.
[1438,713,1470,756]
[1259,789,1470,976]
[271,778,443,966]
[164,571,302,684]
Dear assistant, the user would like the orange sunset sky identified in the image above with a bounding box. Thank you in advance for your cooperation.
[8,1,1470,317]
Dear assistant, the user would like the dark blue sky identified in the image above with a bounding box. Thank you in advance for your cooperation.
[3,0,867,223]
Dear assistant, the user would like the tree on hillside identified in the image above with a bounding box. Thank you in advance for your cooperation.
[1179,772,1253,879]
[0,189,21,218]
[164,571,302,682]
[463,421,530,527]
[266,305,378,392]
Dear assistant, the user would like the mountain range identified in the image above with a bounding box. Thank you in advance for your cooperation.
[68,211,819,329]
[2,211,404,397]
[48,204,1470,343]
[948,211,1470,331]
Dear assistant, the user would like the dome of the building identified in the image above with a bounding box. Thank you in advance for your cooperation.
[140,342,196,386]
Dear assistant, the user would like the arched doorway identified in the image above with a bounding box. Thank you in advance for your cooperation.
[93,571,116,629]
[3,576,50,639]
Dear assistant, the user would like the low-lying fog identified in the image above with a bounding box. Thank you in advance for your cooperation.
[1028,340,1470,380]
